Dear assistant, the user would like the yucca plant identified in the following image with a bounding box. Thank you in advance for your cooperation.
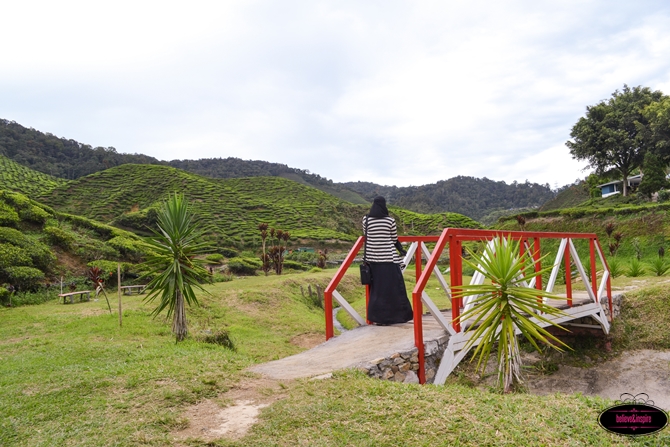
[650,257,669,277]
[627,258,645,277]
[453,237,570,393]
[607,257,623,278]
[142,193,210,342]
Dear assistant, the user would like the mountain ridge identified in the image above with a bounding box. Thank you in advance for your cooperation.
[1,118,556,219]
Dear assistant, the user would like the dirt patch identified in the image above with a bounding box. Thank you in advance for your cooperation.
[53,248,87,276]
[172,377,290,442]
[526,349,670,410]
[290,332,325,349]
[457,349,670,410]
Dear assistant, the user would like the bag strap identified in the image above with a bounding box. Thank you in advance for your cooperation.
[363,215,368,263]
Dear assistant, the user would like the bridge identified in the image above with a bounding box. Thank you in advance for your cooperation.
[251,229,614,385]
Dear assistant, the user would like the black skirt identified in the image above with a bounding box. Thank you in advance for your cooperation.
[367,262,414,325]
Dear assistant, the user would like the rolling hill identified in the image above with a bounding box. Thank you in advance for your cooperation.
[38,164,481,246]
[0,155,66,197]
[1,118,560,216]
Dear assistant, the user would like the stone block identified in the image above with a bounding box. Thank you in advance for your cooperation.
[403,371,419,384]
[381,369,394,380]
[393,371,407,382]
[398,362,411,372]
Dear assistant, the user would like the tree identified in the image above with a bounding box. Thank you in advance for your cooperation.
[453,237,570,393]
[567,85,665,196]
[638,152,667,198]
[644,97,670,163]
[142,193,210,342]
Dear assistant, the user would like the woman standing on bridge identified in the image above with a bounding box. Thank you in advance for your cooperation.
[363,196,413,325]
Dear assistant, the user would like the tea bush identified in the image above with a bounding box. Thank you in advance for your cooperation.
[227,257,260,275]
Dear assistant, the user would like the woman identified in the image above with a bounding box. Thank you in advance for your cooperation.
[363,196,414,325]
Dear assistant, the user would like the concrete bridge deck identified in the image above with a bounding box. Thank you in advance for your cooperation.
[250,293,600,381]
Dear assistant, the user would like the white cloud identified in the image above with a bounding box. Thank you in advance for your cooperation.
[2,0,670,188]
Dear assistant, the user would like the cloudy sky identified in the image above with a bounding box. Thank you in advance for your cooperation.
[3,1,670,188]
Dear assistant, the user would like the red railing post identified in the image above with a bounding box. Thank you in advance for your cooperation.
[589,238,598,298]
[324,290,334,340]
[533,238,542,301]
[564,239,572,307]
[365,284,371,324]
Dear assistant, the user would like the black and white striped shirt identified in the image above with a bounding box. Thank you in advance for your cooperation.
[362,216,402,264]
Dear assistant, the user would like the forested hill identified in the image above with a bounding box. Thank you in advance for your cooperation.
[343,177,556,221]
[0,119,368,204]
[1,118,557,220]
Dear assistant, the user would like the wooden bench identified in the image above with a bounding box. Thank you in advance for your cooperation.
[120,285,147,295]
[59,290,91,304]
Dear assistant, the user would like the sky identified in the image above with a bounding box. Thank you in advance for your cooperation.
[2,1,670,189]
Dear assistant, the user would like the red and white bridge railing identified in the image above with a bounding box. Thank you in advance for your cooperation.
[323,228,613,385]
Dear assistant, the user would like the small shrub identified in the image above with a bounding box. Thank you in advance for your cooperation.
[309,267,323,273]
[205,253,225,264]
[217,247,239,258]
[650,257,669,277]
[4,266,45,292]
[0,202,19,227]
[19,205,50,224]
[227,257,260,275]
[0,243,32,269]
[43,226,76,250]
[199,330,236,350]
[0,286,10,306]
[106,236,146,260]
[283,260,308,271]
[607,258,623,278]
[657,189,670,202]
[627,258,645,277]
[212,272,233,283]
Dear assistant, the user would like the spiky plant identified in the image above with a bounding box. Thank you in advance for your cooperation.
[142,193,210,342]
[453,237,570,393]
[650,257,669,277]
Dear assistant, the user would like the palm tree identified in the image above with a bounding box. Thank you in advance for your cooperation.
[142,193,210,342]
[453,237,571,392]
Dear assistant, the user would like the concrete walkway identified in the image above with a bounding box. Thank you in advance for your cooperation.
[250,314,448,380]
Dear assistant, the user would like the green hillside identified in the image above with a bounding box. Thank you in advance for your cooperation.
[0,189,149,305]
[39,164,481,246]
[0,155,66,196]
[343,177,556,220]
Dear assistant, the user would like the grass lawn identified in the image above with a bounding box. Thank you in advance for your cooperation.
[1,269,668,446]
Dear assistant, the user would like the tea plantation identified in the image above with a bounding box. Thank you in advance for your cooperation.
[39,164,482,246]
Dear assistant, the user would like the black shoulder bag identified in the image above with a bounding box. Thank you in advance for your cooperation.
[360,215,372,285]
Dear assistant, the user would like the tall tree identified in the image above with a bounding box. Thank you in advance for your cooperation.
[567,85,665,196]
[142,193,210,342]
[644,97,670,164]
[638,152,667,198]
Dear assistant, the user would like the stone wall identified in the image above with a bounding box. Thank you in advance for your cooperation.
[357,334,449,384]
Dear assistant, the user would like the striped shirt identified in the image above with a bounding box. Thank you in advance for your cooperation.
[362,216,402,264]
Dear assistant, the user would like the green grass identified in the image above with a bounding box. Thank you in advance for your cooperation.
[0,270,335,446]
[0,155,67,197]
[611,282,670,350]
[228,370,653,447]
[2,270,668,446]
